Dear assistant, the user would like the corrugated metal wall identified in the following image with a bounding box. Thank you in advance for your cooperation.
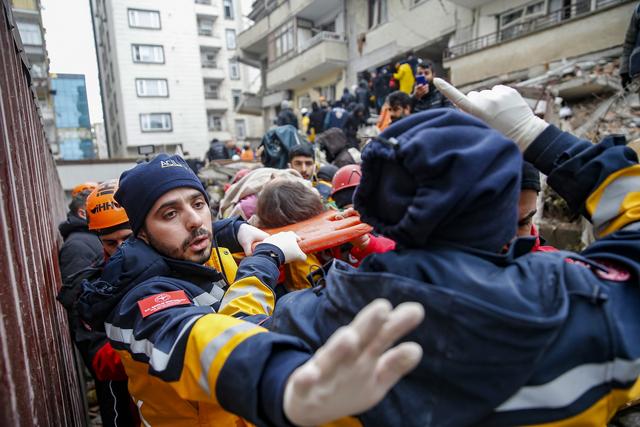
[0,1,85,425]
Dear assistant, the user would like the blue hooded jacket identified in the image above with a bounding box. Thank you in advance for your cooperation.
[269,110,640,427]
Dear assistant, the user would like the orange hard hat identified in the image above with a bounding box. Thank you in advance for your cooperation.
[86,179,129,231]
[72,181,99,197]
[331,164,362,195]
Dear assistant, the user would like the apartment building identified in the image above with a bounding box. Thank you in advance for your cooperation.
[343,0,470,84]
[239,0,631,125]
[91,0,263,158]
[51,73,95,160]
[10,0,56,148]
[237,0,349,127]
[237,0,473,121]
[443,0,635,89]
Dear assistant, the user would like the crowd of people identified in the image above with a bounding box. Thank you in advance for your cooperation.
[53,40,640,427]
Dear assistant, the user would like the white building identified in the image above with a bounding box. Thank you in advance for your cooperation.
[90,0,263,158]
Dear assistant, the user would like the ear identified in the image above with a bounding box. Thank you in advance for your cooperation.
[137,227,149,244]
[77,208,87,219]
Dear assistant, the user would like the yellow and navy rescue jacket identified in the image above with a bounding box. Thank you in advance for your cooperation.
[78,217,315,426]
[269,126,640,426]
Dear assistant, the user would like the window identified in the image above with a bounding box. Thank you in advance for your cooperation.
[16,21,42,45]
[225,29,236,49]
[128,9,161,29]
[140,113,172,132]
[298,95,311,110]
[131,44,164,63]
[232,89,242,108]
[229,60,240,80]
[235,119,246,140]
[368,0,388,29]
[195,0,211,4]
[136,79,169,97]
[208,112,223,131]
[498,0,546,41]
[204,80,219,99]
[31,62,46,78]
[198,16,215,36]
[320,84,336,102]
[223,0,234,19]
[201,48,218,68]
[267,21,294,63]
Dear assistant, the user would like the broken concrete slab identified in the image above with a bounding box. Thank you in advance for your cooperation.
[552,76,622,100]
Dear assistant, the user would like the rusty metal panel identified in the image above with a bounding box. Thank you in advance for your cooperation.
[0,0,85,425]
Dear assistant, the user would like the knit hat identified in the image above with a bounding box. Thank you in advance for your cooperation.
[521,161,541,192]
[354,109,522,252]
[317,164,339,182]
[115,154,209,234]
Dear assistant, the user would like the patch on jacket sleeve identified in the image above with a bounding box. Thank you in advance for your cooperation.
[138,290,192,318]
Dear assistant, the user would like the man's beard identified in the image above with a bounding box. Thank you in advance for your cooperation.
[147,227,213,264]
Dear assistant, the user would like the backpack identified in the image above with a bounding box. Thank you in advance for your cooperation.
[259,125,307,169]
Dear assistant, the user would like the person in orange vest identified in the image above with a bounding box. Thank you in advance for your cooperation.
[240,143,254,161]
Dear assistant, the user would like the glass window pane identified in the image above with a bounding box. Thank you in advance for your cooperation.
[16,21,42,45]
[226,29,236,49]
[128,9,160,29]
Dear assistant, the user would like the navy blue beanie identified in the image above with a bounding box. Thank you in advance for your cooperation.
[354,109,522,252]
[115,154,209,234]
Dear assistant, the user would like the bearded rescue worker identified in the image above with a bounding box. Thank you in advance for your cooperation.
[269,81,640,426]
[57,179,138,427]
[78,154,424,426]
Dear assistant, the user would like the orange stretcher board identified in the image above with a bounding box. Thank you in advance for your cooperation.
[259,210,373,254]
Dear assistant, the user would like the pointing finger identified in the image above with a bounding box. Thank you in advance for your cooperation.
[433,78,476,114]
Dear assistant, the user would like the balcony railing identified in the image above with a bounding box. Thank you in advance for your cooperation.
[247,0,280,22]
[299,31,345,53]
[444,0,627,59]
[201,61,218,68]
[268,31,345,69]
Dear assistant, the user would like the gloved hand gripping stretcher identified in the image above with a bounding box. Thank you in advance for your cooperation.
[254,210,373,254]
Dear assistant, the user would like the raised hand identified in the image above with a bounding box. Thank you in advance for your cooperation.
[283,299,424,426]
[434,78,549,151]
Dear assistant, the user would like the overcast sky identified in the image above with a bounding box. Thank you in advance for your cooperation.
[41,0,104,125]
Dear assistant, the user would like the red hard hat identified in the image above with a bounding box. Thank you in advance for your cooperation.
[331,164,361,195]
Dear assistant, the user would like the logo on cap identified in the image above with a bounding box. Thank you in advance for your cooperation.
[161,159,186,169]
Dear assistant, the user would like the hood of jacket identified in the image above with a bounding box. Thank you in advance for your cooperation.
[354,109,521,252]
[78,236,224,330]
[59,212,90,240]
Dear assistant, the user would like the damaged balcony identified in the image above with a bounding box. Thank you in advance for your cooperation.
[266,31,347,91]
[443,0,635,86]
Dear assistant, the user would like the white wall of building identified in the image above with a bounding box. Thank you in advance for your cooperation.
[94,0,263,160]
[344,0,472,84]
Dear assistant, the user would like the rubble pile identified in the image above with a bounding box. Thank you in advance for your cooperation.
[515,54,640,249]
[198,161,261,216]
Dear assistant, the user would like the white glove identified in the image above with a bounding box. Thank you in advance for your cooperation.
[283,299,424,426]
[258,231,306,263]
[237,223,270,256]
[434,78,549,152]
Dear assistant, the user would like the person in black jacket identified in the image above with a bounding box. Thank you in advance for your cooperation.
[276,100,299,129]
[308,101,327,136]
[411,60,452,112]
[355,80,371,119]
[343,104,367,148]
[58,190,103,281]
[373,67,392,112]
[205,138,229,161]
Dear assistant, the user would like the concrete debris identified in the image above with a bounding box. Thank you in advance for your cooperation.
[513,53,640,250]
[552,76,621,100]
